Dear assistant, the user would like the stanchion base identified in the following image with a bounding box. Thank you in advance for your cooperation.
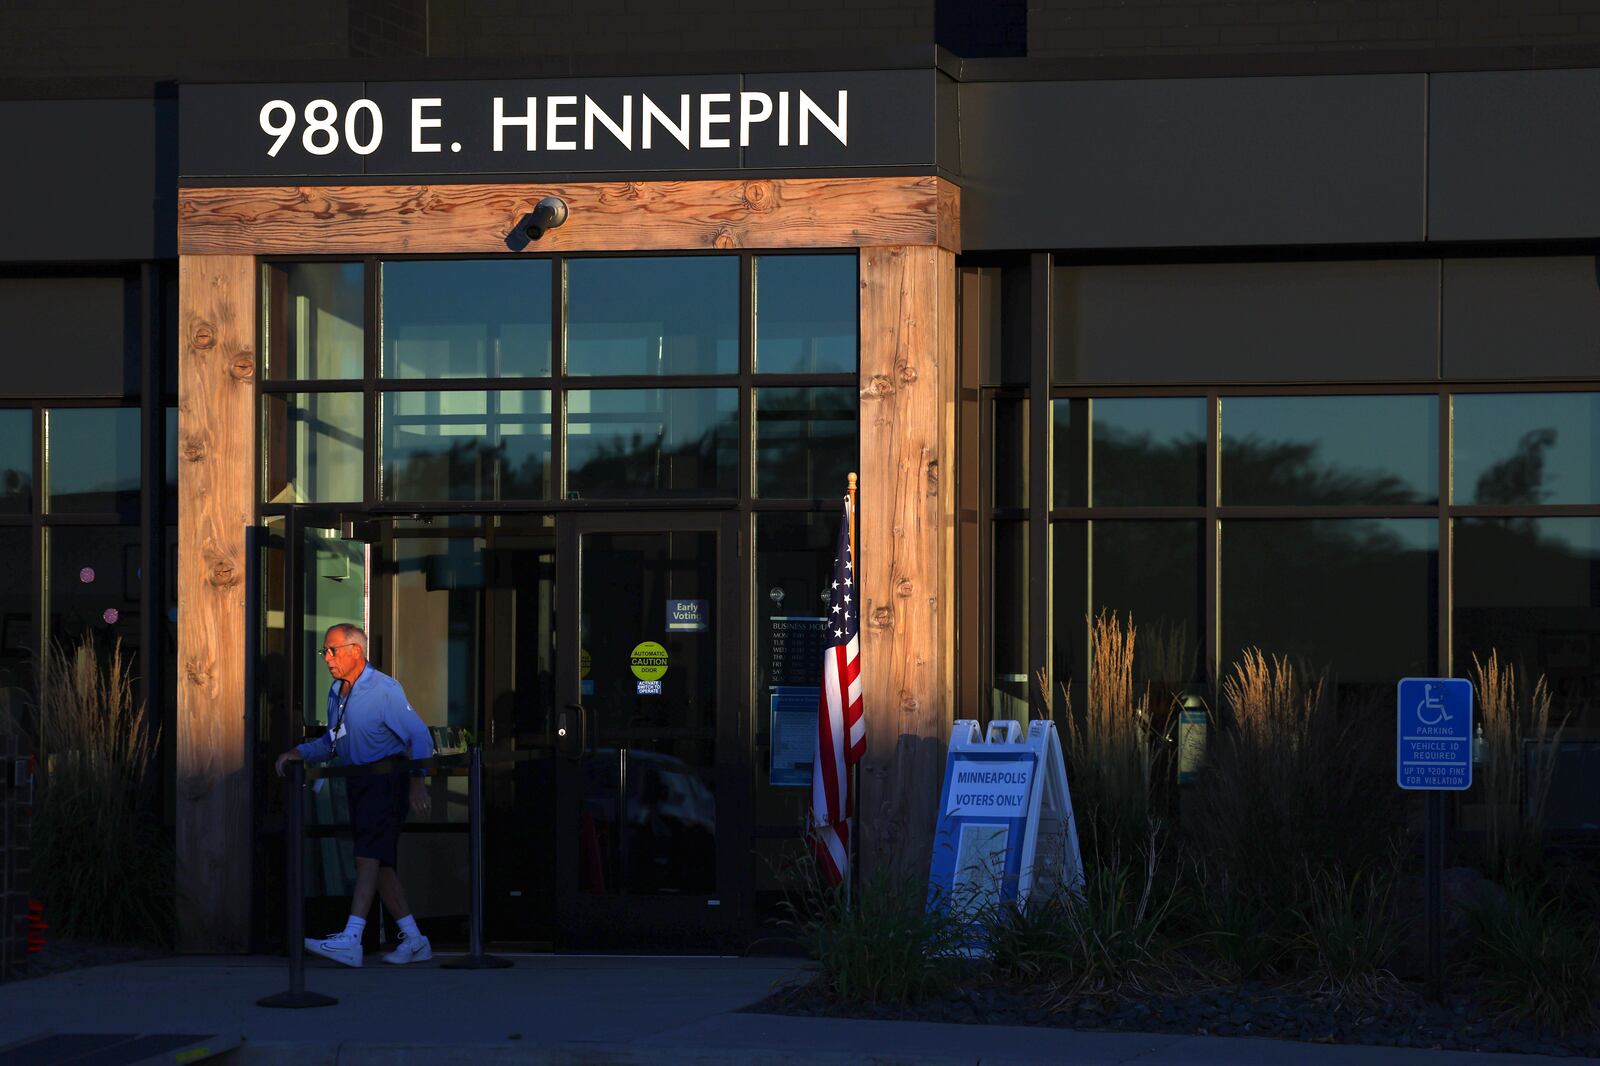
[257,990,340,1008]
[441,954,514,970]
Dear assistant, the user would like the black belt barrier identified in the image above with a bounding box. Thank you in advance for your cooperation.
[260,744,518,1005]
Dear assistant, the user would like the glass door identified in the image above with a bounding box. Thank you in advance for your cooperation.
[555,511,742,949]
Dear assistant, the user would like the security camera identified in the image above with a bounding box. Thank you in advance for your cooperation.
[521,196,569,241]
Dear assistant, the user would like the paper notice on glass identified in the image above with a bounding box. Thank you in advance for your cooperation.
[769,685,818,787]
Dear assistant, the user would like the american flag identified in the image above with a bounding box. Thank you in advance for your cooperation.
[811,493,865,886]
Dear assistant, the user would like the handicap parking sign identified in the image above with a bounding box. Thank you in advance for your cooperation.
[1396,677,1473,791]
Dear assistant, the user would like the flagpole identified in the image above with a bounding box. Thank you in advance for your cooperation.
[846,471,858,910]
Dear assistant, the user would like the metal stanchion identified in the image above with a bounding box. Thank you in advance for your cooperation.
[259,761,338,1008]
[443,745,512,969]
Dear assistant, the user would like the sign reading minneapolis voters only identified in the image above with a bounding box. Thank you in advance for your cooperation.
[1396,677,1473,791]
[179,71,938,178]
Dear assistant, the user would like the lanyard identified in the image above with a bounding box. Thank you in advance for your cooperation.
[330,680,355,758]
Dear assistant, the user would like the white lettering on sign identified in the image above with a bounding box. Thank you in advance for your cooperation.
[494,97,537,151]
[946,759,1034,818]
[257,91,850,160]
[411,98,442,153]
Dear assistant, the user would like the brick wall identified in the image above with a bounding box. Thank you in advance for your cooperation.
[0,735,33,983]
[1029,0,1600,59]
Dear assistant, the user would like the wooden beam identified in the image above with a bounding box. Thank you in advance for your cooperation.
[179,177,961,257]
[176,255,255,953]
[857,245,957,885]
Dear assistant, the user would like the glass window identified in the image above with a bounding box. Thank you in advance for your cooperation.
[47,525,142,656]
[165,406,178,518]
[753,512,838,827]
[391,524,486,732]
[755,387,857,499]
[1054,398,1206,508]
[1455,517,1600,732]
[1052,521,1202,722]
[754,255,857,374]
[299,524,365,726]
[1220,395,1438,505]
[567,257,738,376]
[46,407,140,516]
[263,393,364,504]
[0,527,32,717]
[1221,519,1437,694]
[381,260,553,379]
[991,521,1029,722]
[0,409,31,514]
[1453,393,1600,506]
[382,390,551,501]
[966,264,1031,387]
[566,388,738,498]
[993,398,1028,509]
[263,262,364,380]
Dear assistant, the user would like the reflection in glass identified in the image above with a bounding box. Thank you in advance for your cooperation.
[753,513,836,828]
[1053,521,1202,716]
[0,528,32,716]
[1454,393,1600,506]
[46,408,140,515]
[579,530,717,895]
[566,388,737,498]
[755,387,857,499]
[567,257,737,376]
[1221,519,1436,691]
[0,409,31,514]
[300,525,365,727]
[382,390,551,501]
[263,393,363,503]
[263,262,364,380]
[47,525,141,659]
[1053,398,1205,507]
[754,255,857,373]
[165,406,178,518]
[993,398,1028,508]
[1220,395,1438,505]
[382,260,553,378]
[1455,517,1600,731]
[391,528,483,732]
[991,520,1029,721]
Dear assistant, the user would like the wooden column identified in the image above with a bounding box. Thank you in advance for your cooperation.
[857,245,958,884]
[176,255,256,952]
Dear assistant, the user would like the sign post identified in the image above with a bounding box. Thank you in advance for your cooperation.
[1396,676,1473,1003]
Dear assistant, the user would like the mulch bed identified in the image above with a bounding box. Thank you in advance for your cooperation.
[752,975,1600,1059]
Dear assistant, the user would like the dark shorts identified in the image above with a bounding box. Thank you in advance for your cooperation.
[347,770,410,867]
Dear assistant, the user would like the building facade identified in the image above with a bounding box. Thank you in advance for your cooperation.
[4,1,1599,952]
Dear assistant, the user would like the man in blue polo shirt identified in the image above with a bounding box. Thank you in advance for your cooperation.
[275,623,435,967]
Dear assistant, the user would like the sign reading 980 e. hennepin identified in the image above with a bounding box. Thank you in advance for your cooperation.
[178,71,936,178]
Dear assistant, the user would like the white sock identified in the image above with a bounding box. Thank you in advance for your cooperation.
[341,915,366,939]
[397,914,421,940]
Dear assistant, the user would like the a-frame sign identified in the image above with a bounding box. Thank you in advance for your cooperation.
[927,718,1084,933]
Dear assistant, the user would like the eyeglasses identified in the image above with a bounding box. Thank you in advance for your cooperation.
[321,642,359,658]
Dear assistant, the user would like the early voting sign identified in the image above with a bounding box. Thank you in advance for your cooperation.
[928,719,1083,942]
[1397,677,1473,791]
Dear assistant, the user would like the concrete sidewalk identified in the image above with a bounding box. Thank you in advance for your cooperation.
[0,953,1593,1065]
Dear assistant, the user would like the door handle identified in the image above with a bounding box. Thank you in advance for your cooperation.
[562,703,588,761]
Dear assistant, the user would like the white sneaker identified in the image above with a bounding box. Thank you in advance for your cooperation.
[382,933,432,965]
[304,932,363,967]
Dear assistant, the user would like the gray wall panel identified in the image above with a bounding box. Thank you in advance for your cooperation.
[1055,260,1440,383]
[1430,70,1600,242]
[0,100,167,263]
[1442,258,1600,380]
[960,76,1425,251]
[0,277,134,396]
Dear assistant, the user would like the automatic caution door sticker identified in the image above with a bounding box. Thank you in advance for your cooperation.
[630,641,669,683]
